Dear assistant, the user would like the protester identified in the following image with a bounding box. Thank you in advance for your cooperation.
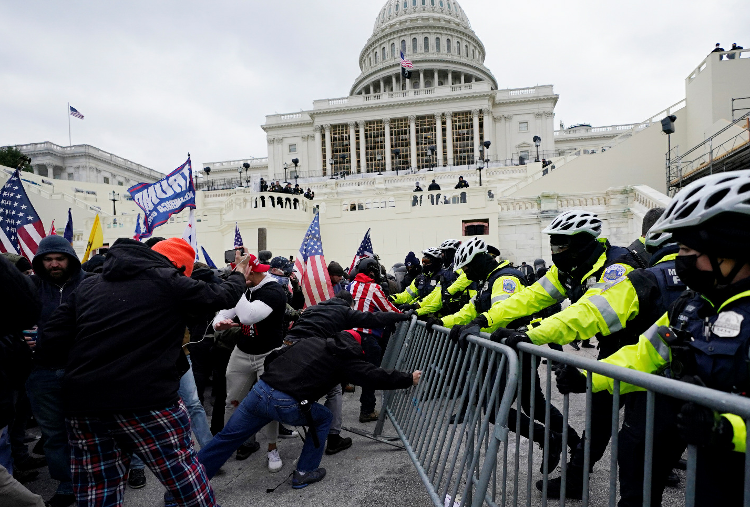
[39,237,247,507]
[328,261,346,294]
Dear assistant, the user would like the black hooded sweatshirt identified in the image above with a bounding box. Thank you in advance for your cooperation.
[261,330,413,402]
[40,239,246,415]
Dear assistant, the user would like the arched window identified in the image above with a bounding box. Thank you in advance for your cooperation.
[388,6,392,14]
[412,38,418,53]
[440,0,444,6]
[425,80,432,88]
[435,37,440,52]
[382,47,386,61]
[374,51,378,64]
[431,0,435,5]
[465,45,469,57]
[422,0,426,5]
[395,2,398,11]
[391,42,395,58]
[412,0,416,6]
[472,49,475,59]
[404,0,407,8]
[457,40,461,55]
[447,0,451,9]
[424,37,429,52]
[369,56,372,67]
[401,40,406,54]
[446,38,451,53]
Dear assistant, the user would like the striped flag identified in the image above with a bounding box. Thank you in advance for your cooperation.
[69,106,84,119]
[182,209,199,261]
[400,51,413,69]
[234,222,243,248]
[293,214,333,307]
[0,170,45,259]
[48,220,56,237]
[349,228,374,272]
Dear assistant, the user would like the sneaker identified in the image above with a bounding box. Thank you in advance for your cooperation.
[581,340,595,348]
[325,434,353,455]
[359,411,379,423]
[570,341,581,351]
[267,449,283,473]
[13,469,39,484]
[48,493,76,507]
[235,441,261,461]
[163,491,177,507]
[535,464,584,499]
[278,424,299,439]
[292,468,327,489]
[128,468,147,489]
[14,455,47,471]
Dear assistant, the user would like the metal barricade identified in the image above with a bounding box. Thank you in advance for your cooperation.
[377,318,519,507]
[486,341,750,507]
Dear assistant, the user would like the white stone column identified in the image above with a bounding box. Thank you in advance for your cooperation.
[358,121,367,173]
[384,118,392,172]
[379,78,384,94]
[445,112,454,166]
[274,138,283,180]
[300,134,310,176]
[448,70,453,86]
[434,113,443,166]
[419,70,425,90]
[472,109,480,163]
[545,112,555,155]
[266,137,275,180]
[324,124,332,176]
[504,115,514,162]
[314,125,323,175]
[409,114,417,170]
[461,73,465,84]
[483,108,494,161]
[348,121,357,174]
[391,75,396,92]
[496,116,506,163]
[434,69,438,87]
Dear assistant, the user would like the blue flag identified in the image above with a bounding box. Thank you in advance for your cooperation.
[133,213,142,240]
[234,222,243,248]
[201,246,217,269]
[128,157,195,236]
[63,208,74,244]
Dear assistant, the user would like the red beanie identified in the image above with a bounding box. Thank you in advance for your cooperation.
[344,329,362,345]
[152,238,195,277]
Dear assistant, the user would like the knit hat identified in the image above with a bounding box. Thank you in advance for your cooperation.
[404,251,419,267]
[151,238,195,277]
[328,261,345,277]
[1,252,32,273]
[344,329,362,346]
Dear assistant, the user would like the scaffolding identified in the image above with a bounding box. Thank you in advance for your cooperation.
[391,117,410,171]
[451,111,475,166]
[364,120,386,174]
[416,115,437,170]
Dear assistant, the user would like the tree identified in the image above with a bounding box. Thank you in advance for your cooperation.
[0,146,32,173]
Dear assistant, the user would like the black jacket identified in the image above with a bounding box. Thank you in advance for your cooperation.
[262,331,413,402]
[285,297,408,342]
[428,182,441,191]
[40,239,246,415]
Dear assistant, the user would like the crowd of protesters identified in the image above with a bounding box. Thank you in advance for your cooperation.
[259,178,314,200]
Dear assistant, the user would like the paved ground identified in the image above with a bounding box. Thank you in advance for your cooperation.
[21,342,688,506]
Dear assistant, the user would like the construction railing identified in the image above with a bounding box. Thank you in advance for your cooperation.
[375,318,750,507]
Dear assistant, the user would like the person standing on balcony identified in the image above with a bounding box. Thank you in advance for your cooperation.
[455,176,469,189]
[428,179,440,191]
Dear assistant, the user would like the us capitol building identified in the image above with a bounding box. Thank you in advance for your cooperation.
[8,0,750,268]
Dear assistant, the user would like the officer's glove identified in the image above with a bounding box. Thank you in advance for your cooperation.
[555,365,587,394]
[424,317,443,332]
[490,328,530,350]
[400,310,416,320]
[469,314,489,330]
[449,324,478,351]
[677,402,734,451]
[398,303,419,312]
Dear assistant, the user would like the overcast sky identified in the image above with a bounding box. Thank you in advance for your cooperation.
[1,0,747,174]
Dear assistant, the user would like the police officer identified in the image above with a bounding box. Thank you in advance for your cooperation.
[626,207,665,268]
[416,239,475,318]
[487,209,641,498]
[560,170,750,507]
[390,247,443,309]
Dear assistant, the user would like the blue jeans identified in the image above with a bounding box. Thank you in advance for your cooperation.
[131,359,213,470]
[198,379,332,477]
[26,367,74,495]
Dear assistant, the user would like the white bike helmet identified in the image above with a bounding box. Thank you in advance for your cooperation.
[650,170,750,233]
[542,210,602,237]
[422,247,443,261]
[454,237,488,269]
[644,230,673,252]
[439,239,462,251]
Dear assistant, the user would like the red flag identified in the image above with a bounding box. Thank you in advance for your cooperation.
[48,220,56,237]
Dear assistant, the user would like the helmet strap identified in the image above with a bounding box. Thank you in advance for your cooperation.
[709,255,747,287]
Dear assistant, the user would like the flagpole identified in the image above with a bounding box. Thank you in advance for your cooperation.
[68,102,71,147]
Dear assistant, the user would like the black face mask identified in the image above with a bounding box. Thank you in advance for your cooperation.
[552,250,577,273]
[674,255,717,294]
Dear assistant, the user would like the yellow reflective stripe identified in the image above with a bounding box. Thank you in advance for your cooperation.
[642,323,670,362]
[654,252,678,265]
[539,276,565,302]
[491,294,510,304]
[723,413,746,452]
[718,290,750,313]
[587,294,623,333]
[581,244,608,281]
[406,287,417,297]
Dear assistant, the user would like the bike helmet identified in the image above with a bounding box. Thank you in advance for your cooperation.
[650,170,750,234]
[439,239,462,251]
[454,237,488,269]
[644,230,673,253]
[422,247,443,261]
[542,210,602,237]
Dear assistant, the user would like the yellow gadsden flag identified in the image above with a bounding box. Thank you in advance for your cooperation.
[82,214,103,262]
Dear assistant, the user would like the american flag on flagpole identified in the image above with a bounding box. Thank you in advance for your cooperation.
[69,106,84,119]
[0,170,45,259]
[293,214,333,307]
[48,220,56,237]
[234,222,243,248]
[400,51,413,69]
[349,228,374,272]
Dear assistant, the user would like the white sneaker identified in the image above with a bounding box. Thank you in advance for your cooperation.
[267,449,283,473]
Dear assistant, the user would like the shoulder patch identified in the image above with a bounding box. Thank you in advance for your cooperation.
[602,264,627,282]
[502,279,517,293]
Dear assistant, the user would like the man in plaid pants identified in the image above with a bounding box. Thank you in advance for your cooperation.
[40,238,248,506]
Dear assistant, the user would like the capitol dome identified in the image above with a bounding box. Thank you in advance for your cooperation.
[350,0,497,96]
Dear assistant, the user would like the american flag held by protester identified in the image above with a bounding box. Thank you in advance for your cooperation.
[0,170,45,259]
[233,222,243,248]
[349,228,374,272]
[69,105,84,119]
[293,214,333,307]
